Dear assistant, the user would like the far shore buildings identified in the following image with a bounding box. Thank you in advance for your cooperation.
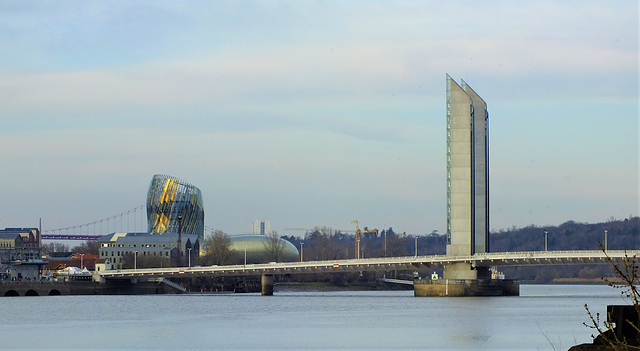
[98,174,204,269]
[252,219,271,235]
[0,228,44,280]
[98,232,199,270]
[44,253,104,273]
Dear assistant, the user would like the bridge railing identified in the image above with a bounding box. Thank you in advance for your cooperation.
[99,249,640,278]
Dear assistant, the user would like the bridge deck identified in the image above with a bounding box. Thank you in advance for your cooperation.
[99,250,639,279]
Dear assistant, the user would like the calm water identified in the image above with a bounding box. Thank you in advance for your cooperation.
[0,284,628,350]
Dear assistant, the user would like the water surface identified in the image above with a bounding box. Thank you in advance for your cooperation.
[0,284,627,350]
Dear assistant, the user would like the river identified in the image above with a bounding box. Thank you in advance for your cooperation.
[0,284,628,350]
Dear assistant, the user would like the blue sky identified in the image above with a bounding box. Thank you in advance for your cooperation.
[0,1,637,237]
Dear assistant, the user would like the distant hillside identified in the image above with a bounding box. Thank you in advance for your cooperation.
[490,216,639,282]
[490,216,640,252]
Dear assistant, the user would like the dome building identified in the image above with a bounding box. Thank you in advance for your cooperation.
[229,235,299,264]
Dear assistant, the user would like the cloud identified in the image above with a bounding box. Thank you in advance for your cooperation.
[2,1,637,111]
[0,1,637,235]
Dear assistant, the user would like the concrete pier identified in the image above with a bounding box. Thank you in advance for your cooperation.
[261,274,274,296]
[414,279,519,297]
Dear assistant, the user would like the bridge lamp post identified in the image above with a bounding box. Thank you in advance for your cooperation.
[414,236,418,257]
[188,248,192,268]
[177,214,183,266]
[134,251,138,270]
[244,245,247,267]
[544,230,548,252]
[300,242,304,262]
[604,230,608,251]
[384,230,387,257]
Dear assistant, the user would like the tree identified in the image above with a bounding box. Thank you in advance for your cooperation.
[579,245,640,350]
[41,242,70,256]
[306,227,343,261]
[385,228,407,257]
[72,240,100,255]
[263,231,285,262]
[201,230,236,266]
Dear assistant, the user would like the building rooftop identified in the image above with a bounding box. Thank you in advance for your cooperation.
[98,232,199,244]
[0,233,22,241]
[0,228,38,232]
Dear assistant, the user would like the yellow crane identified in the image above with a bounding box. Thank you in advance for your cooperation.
[352,220,378,259]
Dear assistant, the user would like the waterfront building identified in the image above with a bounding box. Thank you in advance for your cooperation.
[252,220,271,235]
[146,174,205,241]
[445,75,490,279]
[45,253,101,271]
[0,228,44,280]
[97,232,200,269]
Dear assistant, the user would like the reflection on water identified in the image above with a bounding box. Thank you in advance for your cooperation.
[0,284,626,350]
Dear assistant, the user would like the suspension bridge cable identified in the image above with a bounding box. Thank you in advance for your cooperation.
[43,204,145,234]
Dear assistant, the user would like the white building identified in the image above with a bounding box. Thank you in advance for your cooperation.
[252,220,271,235]
[97,232,200,269]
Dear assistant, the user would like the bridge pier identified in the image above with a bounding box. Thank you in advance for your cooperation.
[414,278,519,297]
[415,263,518,297]
[261,274,274,296]
[443,262,483,280]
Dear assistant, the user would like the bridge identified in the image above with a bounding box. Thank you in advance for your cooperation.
[99,249,637,280]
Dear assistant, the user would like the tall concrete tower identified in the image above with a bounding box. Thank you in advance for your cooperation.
[415,76,518,295]
[445,74,490,279]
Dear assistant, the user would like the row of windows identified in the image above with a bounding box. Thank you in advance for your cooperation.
[104,243,164,248]
[101,250,171,258]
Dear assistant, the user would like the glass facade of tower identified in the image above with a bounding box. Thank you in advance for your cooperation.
[146,174,204,240]
[446,77,452,245]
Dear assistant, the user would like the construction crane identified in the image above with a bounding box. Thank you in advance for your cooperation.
[285,227,354,233]
[352,220,378,260]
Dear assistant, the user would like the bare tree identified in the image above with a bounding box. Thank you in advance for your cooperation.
[202,230,236,265]
[41,242,71,256]
[263,231,285,262]
[307,227,343,260]
[384,228,408,257]
[581,244,640,350]
[72,240,100,255]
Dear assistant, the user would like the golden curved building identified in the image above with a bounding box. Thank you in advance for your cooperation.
[146,174,204,240]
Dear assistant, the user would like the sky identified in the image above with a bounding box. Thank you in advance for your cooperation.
[0,1,637,238]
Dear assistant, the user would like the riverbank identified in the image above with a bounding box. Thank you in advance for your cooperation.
[552,277,622,284]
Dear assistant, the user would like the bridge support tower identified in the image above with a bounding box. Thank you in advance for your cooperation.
[415,75,519,296]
